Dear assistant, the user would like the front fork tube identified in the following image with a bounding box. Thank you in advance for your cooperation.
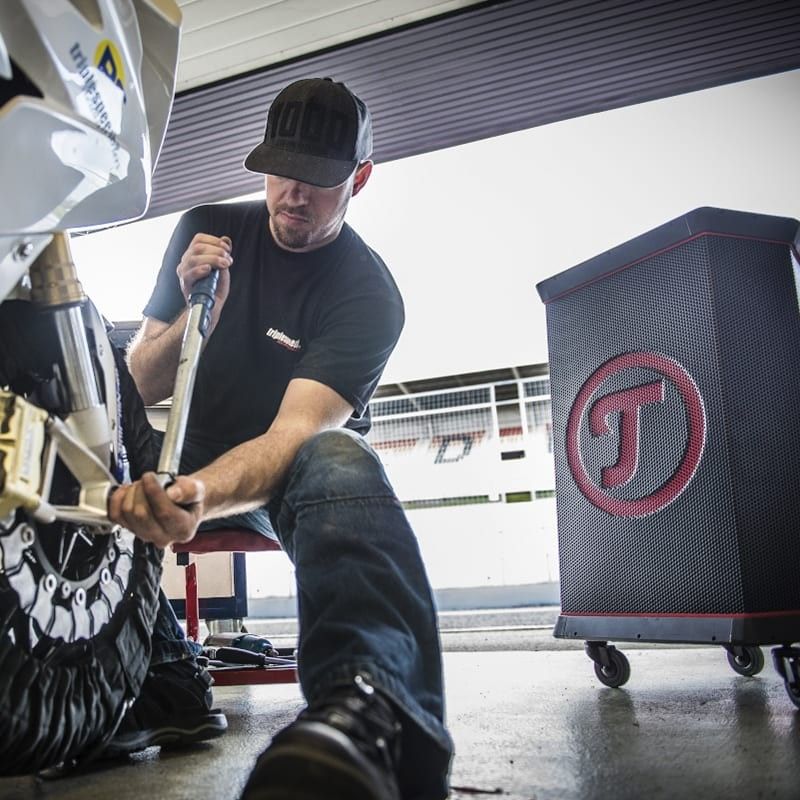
[26,233,117,526]
[30,233,100,410]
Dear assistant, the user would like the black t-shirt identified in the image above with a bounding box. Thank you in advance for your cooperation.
[143,200,404,449]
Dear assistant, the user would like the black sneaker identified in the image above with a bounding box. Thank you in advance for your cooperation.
[240,674,402,800]
[104,658,228,757]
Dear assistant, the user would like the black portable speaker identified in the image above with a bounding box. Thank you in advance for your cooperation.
[537,207,800,644]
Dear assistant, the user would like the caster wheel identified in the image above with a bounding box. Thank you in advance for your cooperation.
[726,646,765,677]
[771,645,800,709]
[593,647,631,688]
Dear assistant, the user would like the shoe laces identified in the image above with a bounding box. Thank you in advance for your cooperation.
[304,674,402,774]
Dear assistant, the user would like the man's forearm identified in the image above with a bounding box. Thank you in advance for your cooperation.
[127,310,188,405]
[109,378,353,546]
[192,423,310,520]
[191,379,354,521]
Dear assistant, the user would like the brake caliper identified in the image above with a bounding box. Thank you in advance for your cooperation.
[0,391,49,521]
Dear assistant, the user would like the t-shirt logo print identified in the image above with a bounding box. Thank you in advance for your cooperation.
[266,327,302,352]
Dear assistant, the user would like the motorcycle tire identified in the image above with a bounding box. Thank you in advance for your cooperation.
[0,337,162,775]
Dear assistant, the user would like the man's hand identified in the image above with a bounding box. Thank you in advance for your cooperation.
[177,233,233,311]
[108,472,205,548]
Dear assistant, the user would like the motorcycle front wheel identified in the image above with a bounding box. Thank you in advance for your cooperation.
[0,330,162,775]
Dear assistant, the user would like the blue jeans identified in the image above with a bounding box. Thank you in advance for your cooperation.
[150,428,453,798]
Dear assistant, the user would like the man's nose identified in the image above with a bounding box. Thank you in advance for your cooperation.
[285,179,311,201]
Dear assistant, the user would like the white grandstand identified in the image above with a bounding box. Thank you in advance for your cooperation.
[148,358,562,613]
[358,365,559,609]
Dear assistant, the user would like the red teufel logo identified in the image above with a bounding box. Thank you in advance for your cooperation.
[566,352,706,517]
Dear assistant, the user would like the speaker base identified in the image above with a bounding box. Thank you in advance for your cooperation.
[554,611,800,646]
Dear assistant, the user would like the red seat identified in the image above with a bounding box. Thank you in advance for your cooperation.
[171,528,297,685]
[172,528,283,556]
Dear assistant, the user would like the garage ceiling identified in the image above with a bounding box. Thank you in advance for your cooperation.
[150,0,800,219]
[175,0,486,92]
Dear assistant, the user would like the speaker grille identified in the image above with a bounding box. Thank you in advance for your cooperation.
[544,215,800,616]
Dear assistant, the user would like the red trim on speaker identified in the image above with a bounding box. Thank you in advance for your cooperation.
[560,609,800,619]
[543,231,798,303]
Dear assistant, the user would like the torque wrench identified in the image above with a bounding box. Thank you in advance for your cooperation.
[156,266,220,486]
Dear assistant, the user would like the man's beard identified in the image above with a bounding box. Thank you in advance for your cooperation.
[271,210,314,250]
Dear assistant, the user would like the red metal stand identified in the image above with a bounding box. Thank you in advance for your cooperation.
[172,529,298,685]
[207,665,298,686]
[185,560,199,641]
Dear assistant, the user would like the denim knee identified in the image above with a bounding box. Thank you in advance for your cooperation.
[288,428,395,505]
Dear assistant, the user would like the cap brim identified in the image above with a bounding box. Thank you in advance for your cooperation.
[244,143,357,188]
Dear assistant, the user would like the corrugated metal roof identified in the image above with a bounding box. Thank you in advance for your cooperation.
[149,0,800,219]
[175,0,484,91]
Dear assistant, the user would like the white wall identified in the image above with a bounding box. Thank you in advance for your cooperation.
[345,68,800,382]
[244,498,560,599]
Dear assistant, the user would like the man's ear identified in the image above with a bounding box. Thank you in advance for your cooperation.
[351,161,373,197]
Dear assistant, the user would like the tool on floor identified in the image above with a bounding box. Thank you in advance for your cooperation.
[204,646,295,667]
[204,632,281,657]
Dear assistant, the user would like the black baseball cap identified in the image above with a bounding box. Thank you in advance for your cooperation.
[244,77,373,188]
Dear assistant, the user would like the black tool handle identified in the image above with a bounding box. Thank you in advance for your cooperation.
[211,646,295,666]
[214,646,265,666]
[190,268,219,306]
[189,268,219,336]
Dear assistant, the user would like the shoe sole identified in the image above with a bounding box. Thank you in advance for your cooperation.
[240,721,400,800]
[104,710,228,757]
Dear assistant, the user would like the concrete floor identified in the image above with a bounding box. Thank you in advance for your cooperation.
[1,619,799,799]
